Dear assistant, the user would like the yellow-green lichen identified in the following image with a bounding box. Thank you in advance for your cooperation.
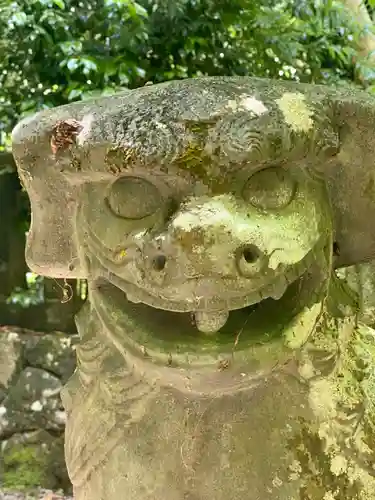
[275,92,314,133]
[175,142,209,179]
[284,301,322,349]
[288,293,375,499]
[174,141,230,192]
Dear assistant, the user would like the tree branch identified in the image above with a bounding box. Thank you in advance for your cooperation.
[340,0,375,86]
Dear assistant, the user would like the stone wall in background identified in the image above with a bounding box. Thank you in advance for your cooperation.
[0,326,77,494]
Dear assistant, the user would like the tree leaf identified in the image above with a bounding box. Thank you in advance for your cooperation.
[53,0,65,9]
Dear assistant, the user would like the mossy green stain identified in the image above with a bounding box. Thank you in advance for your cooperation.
[173,121,232,193]
[2,445,47,490]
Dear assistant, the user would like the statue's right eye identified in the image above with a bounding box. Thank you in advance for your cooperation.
[106,176,163,220]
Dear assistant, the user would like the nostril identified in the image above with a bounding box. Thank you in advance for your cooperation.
[152,254,167,271]
[242,245,260,264]
[236,244,263,278]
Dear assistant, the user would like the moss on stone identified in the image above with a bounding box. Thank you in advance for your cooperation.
[175,142,208,179]
[2,444,47,490]
[288,274,375,499]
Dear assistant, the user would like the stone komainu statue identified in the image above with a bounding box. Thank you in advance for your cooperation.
[10,77,375,499]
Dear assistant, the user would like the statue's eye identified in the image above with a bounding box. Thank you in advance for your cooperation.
[106,177,162,220]
[242,166,296,210]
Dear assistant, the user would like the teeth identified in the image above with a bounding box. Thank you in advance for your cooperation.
[194,310,229,334]
[269,281,287,300]
[126,292,141,304]
[270,290,284,300]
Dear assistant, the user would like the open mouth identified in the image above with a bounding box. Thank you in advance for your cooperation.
[83,240,327,393]
[100,271,299,334]
[90,265,319,361]
[87,240,319,335]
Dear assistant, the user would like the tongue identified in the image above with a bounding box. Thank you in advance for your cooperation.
[194,310,229,334]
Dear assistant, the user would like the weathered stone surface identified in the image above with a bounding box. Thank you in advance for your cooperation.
[0,326,76,493]
[11,77,375,499]
[338,263,375,326]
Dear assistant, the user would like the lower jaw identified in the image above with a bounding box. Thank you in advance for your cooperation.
[85,260,326,394]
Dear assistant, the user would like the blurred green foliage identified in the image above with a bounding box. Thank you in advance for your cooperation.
[6,272,44,306]
[0,0,369,149]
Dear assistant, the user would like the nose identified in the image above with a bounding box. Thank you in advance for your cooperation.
[140,236,172,285]
[141,232,265,284]
[150,253,167,272]
[139,194,272,283]
[235,244,264,277]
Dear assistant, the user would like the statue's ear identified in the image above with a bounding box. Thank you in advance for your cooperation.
[324,88,375,269]
[11,112,86,279]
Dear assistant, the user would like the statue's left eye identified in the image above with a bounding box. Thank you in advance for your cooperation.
[242,166,296,210]
[106,176,162,220]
